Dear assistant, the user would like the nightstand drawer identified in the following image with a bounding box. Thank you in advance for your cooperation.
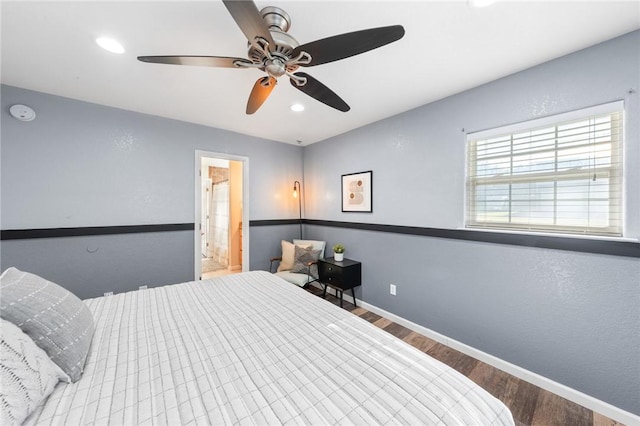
[319,263,343,283]
[324,274,344,287]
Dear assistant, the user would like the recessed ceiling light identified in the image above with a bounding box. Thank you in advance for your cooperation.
[96,37,125,54]
[290,103,305,112]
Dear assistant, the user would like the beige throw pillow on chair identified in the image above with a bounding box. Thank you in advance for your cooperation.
[276,240,311,272]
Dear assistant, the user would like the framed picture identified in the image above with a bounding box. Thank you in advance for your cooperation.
[342,170,372,212]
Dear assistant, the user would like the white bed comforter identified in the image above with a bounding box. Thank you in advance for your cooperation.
[26,271,513,425]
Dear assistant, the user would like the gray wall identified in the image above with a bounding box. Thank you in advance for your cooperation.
[302,31,640,414]
[1,85,302,298]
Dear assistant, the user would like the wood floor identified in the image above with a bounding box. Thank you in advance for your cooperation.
[305,286,625,426]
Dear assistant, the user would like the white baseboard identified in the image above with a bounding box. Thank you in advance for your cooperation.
[314,284,638,425]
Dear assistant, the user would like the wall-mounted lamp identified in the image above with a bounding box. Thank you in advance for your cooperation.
[293,180,302,239]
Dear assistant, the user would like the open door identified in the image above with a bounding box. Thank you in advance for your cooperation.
[195,151,249,280]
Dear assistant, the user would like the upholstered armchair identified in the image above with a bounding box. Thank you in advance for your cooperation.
[270,239,326,288]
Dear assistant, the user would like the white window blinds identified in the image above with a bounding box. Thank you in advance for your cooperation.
[466,102,623,237]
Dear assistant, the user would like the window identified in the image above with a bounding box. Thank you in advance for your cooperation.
[466,102,623,237]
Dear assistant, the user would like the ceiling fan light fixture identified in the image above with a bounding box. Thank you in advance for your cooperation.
[96,37,125,54]
[290,103,305,112]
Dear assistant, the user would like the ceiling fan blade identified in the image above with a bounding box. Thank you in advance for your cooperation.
[289,72,350,112]
[137,55,253,68]
[222,0,275,49]
[246,76,276,114]
[292,25,405,67]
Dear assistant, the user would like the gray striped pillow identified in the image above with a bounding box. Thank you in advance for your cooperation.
[0,268,94,382]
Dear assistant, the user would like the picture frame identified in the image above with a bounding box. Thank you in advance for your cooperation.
[341,171,373,212]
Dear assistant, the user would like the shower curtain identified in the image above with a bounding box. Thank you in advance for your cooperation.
[202,178,212,258]
[207,181,229,267]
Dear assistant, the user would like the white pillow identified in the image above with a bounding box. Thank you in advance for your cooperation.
[1,319,70,425]
[277,240,311,272]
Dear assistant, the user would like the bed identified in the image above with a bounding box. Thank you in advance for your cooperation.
[2,269,514,425]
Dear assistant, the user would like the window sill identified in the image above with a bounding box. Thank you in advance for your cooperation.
[461,226,639,244]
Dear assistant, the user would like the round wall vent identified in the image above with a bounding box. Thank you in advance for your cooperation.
[9,104,36,122]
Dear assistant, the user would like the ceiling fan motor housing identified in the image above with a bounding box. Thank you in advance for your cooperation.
[261,6,290,32]
[248,6,300,74]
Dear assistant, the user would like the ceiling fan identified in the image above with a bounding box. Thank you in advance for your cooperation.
[138,1,405,114]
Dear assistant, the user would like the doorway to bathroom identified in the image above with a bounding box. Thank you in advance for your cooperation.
[195,151,249,280]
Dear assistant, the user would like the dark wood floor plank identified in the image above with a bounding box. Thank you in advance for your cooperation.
[468,361,513,401]
[357,310,383,323]
[382,321,413,340]
[509,379,541,425]
[593,412,625,426]
[402,331,438,353]
[426,343,479,376]
[531,390,592,426]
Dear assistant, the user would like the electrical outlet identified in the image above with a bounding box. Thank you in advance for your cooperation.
[390,284,397,296]
[104,291,113,297]
[139,285,148,290]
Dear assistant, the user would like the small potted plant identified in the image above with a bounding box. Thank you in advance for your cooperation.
[333,243,345,261]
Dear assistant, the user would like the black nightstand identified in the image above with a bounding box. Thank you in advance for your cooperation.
[317,257,362,308]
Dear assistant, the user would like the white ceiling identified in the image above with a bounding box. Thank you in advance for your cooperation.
[2,1,638,145]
